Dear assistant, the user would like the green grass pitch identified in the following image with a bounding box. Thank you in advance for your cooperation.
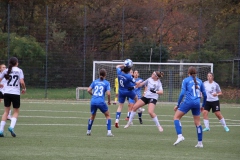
[0,100,239,160]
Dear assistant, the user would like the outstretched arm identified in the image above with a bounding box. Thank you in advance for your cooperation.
[116,64,124,69]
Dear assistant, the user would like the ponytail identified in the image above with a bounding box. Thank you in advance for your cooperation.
[4,57,18,80]
[188,66,198,89]
[99,68,107,81]
[4,64,13,80]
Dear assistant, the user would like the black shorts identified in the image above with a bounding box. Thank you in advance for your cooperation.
[140,97,157,105]
[204,100,220,113]
[4,93,20,108]
[0,91,3,99]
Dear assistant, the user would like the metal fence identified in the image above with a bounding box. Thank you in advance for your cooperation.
[0,1,239,103]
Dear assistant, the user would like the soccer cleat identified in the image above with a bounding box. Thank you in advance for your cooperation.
[86,130,91,136]
[158,126,163,132]
[115,119,119,128]
[8,127,16,137]
[107,133,114,137]
[7,115,12,120]
[125,117,129,121]
[202,128,210,132]
[137,108,145,113]
[113,102,117,105]
[139,118,143,124]
[0,131,4,137]
[173,136,185,146]
[224,126,230,132]
[124,122,131,129]
[195,143,203,148]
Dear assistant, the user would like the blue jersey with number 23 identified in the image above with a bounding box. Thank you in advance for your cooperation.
[90,78,110,105]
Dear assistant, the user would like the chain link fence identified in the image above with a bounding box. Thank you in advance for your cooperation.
[0,1,239,103]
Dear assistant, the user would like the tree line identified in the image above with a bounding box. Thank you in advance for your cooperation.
[0,0,239,87]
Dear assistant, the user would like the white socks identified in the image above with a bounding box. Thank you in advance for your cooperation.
[0,121,6,132]
[219,118,227,127]
[203,119,209,128]
[128,111,136,123]
[152,116,160,127]
[10,117,17,128]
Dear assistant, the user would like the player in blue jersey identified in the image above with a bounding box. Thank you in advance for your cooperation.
[115,64,141,128]
[173,66,207,148]
[86,69,113,137]
[126,70,145,124]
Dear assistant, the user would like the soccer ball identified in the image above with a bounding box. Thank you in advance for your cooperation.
[124,59,133,68]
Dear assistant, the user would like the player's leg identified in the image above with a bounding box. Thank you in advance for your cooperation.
[115,90,127,128]
[126,99,134,121]
[103,110,114,137]
[124,96,144,129]
[147,100,163,132]
[173,102,188,145]
[7,109,12,120]
[113,92,118,105]
[87,105,97,135]
[202,101,211,131]
[213,101,229,132]
[0,107,11,137]
[192,107,203,148]
[7,94,21,137]
[0,94,12,137]
[137,107,145,124]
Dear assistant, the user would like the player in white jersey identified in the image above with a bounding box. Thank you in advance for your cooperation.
[0,57,26,137]
[0,64,12,120]
[202,72,229,132]
[124,71,164,133]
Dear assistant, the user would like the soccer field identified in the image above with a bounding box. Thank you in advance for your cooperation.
[0,100,239,160]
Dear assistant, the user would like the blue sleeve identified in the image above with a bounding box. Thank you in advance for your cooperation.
[200,83,207,107]
[116,68,121,75]
[106,81,111,91]
[128,75,136,83]
[90,81,94,89]
[177,80,186,106]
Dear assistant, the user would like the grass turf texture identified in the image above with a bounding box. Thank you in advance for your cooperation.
[0,100,239,160]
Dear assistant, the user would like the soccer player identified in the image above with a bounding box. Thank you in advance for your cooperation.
[0,57,26,137]
[126,70,145,124]
[202,72,229,132]
[86,68,114,137]
[113,77,118,105]
[124,71,164,132]
[173,66,207,148]
[115,64,140,128]
[0,64,12,120]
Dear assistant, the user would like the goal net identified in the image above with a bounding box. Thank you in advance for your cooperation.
[93,61,213,102]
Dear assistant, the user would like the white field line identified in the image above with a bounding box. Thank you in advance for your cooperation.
[0,107,237,121]
[18,99,240,108]
[17,115,240,123]
[15,123,240,127]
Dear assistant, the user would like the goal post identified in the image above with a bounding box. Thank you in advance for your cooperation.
[93,61,213,102]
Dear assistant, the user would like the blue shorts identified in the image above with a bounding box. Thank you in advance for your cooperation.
[118,90,136,103]
[90,102,108,114]
[128,98,135,104]
[178,99,201,116]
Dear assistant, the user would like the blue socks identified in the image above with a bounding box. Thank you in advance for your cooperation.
[138,112,142,118]
[87,119,94,130]
[174,120,182,135]
[116,112,121,120]
[107,119,111,130]
[196,125,203,141]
